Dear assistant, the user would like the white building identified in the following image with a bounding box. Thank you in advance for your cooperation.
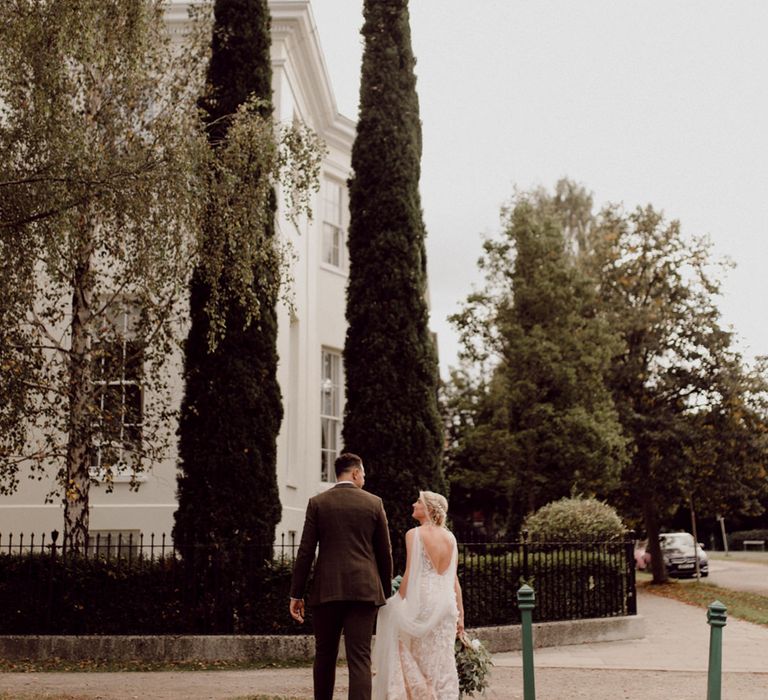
[0,0,353,544]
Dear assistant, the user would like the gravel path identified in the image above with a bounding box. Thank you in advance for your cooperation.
[2,666,768,699]
[3,591,768,699]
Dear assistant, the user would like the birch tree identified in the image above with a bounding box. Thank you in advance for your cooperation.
[0,0,321,548]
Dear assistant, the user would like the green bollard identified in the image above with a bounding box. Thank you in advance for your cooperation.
[517,584,536,700]
[706,600,727,700]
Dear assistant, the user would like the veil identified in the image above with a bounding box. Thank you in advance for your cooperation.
[372,528,458,699]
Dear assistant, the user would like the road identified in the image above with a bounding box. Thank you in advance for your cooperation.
[690,555,768,595]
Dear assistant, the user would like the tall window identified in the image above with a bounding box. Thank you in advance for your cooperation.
[90,307,143,478]
[322,178,344,269]
[320,349,342,482]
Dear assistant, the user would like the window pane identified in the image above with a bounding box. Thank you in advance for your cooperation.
[124,340,143,381]
[320,350,342,482]
[124,423,142,447]
[322,389,333,416]
[101,444,120,470]
[103,386,122,436]
[323,223,341,267]
[124,384,142,425]
[322,352,331,380]
[324,181,342,225]
[101,341,122,382]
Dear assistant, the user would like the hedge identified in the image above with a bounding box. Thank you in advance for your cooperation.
[0,553,312,635]
[459,548,630,627]
[0,543,632,634]
[727,529,768,551]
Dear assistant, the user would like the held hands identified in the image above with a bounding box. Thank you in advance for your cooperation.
[289,598,305,624]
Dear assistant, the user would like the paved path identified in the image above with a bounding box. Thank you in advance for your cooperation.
[702,557,768,596]
[1,590,767,699]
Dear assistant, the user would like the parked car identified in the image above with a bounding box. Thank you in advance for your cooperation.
[635,532,709,577]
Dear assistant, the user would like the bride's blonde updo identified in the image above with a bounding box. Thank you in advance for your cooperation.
[419,491,449,528]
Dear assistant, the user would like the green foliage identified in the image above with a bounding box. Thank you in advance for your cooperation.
[344,0,444,568]
[446,179,768,582]
[0,0,212,545]
[587,203,768,581]
[458,548,629,626]
[0,551,311,635]
[446,184,628,534]
[0,543,629,633]
[454,634,493,698]
[0,1,322,547]
[728,530,768,551]
[175,0,322,553]
[523,496,627,541]
[175,0,280,552]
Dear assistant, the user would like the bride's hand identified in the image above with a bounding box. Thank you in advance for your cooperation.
[457,614,465,636]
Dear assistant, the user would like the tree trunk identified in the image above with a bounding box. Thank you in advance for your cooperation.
[642,491,668,584]
[64,214,95,551]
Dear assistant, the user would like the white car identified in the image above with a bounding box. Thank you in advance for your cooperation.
[657,532,709,578]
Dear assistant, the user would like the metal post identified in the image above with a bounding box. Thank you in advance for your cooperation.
[517,584,536,700]
[689,496,701,580]
[625,531,637,615]
[717,515,729,557]
[706,600,727,700]
[521,530,529,583]
[46,530,59,633]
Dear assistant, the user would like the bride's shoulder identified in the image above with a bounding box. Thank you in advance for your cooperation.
[405,527,419,540]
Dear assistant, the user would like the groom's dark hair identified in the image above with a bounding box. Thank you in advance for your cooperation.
[335,452,363,477]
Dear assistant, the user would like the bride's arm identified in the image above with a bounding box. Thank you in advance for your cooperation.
[398,529,416,598]
[454,574,465,635]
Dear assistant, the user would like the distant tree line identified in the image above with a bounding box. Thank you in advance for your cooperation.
[445,180,768,583]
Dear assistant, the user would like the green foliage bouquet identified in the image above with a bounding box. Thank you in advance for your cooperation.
[455,632,492,697]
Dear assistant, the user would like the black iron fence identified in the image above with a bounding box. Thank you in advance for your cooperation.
[458,537,636,626]
[0,531,635,635]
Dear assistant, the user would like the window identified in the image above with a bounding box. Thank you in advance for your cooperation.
[320,349,342,482]
[87,529,142,558]
[90,307,143,479]
[322,178,344,268]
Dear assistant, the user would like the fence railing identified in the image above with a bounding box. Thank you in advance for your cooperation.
[458,535,636,626]
[0,531,635,635]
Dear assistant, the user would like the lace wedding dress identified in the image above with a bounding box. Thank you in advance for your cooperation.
[372,527,460,699]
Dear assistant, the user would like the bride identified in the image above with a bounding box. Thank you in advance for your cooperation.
[372,491,464,699]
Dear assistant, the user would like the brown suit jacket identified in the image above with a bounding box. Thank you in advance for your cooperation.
[290,484,393,606]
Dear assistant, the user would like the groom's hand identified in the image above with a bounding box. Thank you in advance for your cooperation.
[289,598,305,624]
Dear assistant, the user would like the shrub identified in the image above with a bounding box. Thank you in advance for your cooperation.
[728,529,768,551]
[523,496,627,542]
[0,551,312,636]
[457,543,630,626]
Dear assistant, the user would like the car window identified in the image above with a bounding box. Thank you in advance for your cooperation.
[661,533,694,549]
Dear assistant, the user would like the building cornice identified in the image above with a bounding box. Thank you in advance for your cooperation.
[167,1,356,153]
[269,1,356,151]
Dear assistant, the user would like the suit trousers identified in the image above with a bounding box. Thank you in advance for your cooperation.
[312,600,378,700]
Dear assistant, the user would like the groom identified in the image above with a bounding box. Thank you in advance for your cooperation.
[289,453,393,700]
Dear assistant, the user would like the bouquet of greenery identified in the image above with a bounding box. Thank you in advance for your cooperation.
[455,632,492,697]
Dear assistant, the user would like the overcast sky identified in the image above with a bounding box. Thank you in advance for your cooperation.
[310,0,768,377]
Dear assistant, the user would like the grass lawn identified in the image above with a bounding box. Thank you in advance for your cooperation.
[640,578,768,627]
[708,551,768,565]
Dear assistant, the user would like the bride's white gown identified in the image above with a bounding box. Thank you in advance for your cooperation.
[372,527,460,699]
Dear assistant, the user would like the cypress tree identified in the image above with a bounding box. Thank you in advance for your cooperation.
[344,0,444,568]
[174,0,281,552]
